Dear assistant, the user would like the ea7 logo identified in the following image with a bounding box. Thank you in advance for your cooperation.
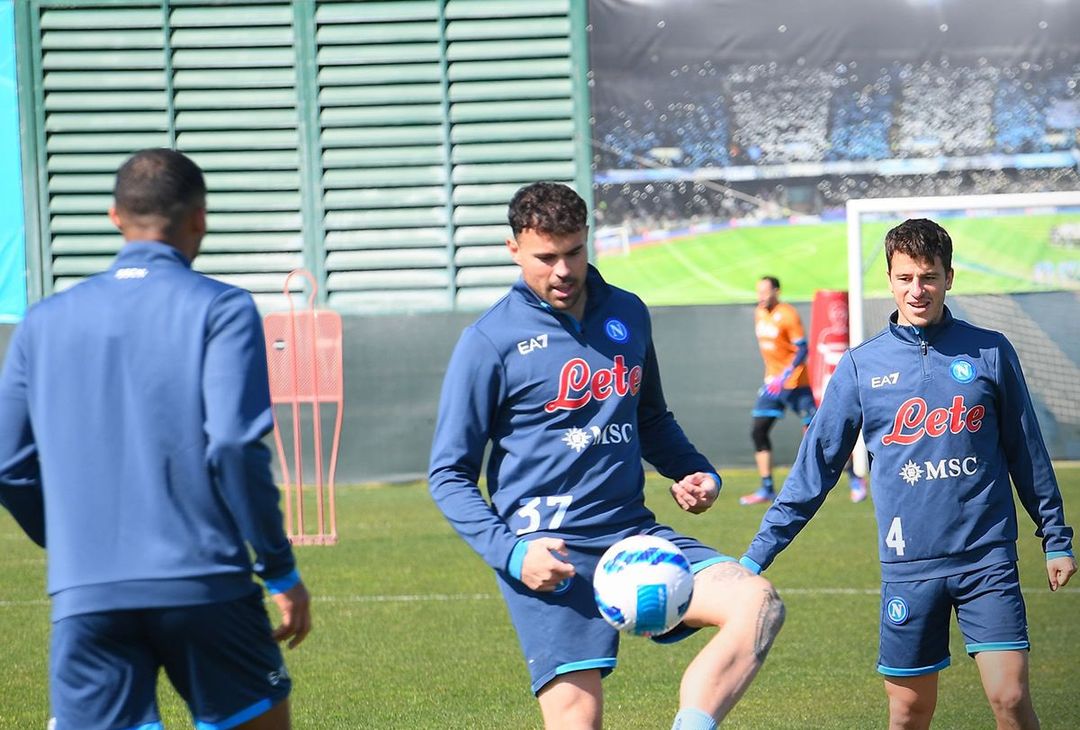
[517,334,548,355]
[872,372,900,388]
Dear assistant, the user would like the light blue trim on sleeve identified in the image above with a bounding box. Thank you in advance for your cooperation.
[195,699,273,730]
[264,569,300,595]
[507,539,529,581]
[751,408,784,418]
[1046,550,1074,560]
[739,555,762,575]
[966,641,1029,655]
[877,656,950,677]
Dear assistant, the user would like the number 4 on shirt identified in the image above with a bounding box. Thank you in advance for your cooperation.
[886,517,906,556]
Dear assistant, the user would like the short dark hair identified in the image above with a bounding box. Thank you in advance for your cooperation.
[507,182,588,237]
[760,276,780,289]
[113,148,206,227]
[884,218,953,272]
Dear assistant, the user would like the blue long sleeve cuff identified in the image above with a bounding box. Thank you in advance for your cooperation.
[264,569,301,595]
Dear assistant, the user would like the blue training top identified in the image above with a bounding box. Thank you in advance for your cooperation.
[0,242,298,620]
[428,265,716,574]
[744,307,1074,581]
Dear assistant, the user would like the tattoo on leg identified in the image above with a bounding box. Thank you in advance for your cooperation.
[754,587,785,661]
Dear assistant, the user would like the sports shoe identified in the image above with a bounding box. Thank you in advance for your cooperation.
[740,488,775,505]
[850,476,868,503]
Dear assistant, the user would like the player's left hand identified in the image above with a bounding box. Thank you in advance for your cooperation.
[671,472,719,514]
[763,367,793,396]
[1046,555,1077,591]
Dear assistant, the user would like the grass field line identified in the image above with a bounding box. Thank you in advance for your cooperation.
[664,242,745,297]
[2,586,1076,610]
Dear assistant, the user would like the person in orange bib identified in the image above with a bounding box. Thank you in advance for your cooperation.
[741,276,867,505]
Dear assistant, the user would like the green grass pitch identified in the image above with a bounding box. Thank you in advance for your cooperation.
[2,467,1079,728]
[596,214,1080,306]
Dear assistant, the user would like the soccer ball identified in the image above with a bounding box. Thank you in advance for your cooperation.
[593,534,694,637]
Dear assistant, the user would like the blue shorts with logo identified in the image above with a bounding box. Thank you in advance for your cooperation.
[752,385,817,425]
[497,523,733,695]
[49,587,290,730]
[877,561,1029,677]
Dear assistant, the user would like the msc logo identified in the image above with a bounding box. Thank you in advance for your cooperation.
[114,267,148,279]
[899,456,978,485]
[545,356,642,412]
[561,423,635,452]
[871,371,900,388]
[517,334,548,355]
[881,396,985,446]
[886,597,909,625]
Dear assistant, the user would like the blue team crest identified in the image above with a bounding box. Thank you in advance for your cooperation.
[886,597,909,625]
[604,318,630,343]
[949,358,976,384]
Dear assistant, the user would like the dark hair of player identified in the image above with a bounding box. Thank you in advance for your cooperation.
[760,276,780,289]
[113,148,206,229]
[885,218,953,273]
[507,182,588,237]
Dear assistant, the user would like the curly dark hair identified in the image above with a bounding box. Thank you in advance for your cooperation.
[884,218,953,272]
[507,182,588,237]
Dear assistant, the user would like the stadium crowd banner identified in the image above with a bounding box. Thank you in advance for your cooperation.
[588,0,1080,307]
[0,0,27,322]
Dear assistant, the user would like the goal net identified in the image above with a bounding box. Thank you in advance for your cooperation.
[846,190,1080,465]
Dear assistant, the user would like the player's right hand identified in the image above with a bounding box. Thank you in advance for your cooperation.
[520,537,576,592]
[271,580,313,649]
[1047,555,1077,591]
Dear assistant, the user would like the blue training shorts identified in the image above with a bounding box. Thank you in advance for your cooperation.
[752,385,817,425]
[496,523,734,695]
[877,561,1029,677]
[49,587,290,730]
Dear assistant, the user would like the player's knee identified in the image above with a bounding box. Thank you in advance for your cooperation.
[984,682,1028,719]
[751,418,773,452]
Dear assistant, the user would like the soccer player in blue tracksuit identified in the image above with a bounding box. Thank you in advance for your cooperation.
[740,219,1075,730]
[0,149,311,730]
[429,182,784,730]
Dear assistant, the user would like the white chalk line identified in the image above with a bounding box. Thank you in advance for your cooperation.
[1,586,1076,609]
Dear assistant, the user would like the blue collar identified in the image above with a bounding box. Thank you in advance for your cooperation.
[888,306,954,345]
[112,241,193,270]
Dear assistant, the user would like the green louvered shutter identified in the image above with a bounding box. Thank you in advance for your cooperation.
[316,1,451,313]
[170,2,306,310]
[27,0,588,313]
[446,0,577,310]
[39,4,170,292]
[33,1,306,308]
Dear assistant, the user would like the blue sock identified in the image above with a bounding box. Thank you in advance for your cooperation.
[671,707,717,730]
[760,476,774,493]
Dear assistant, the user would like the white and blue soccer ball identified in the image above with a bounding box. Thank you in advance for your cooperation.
[593,534,694,637]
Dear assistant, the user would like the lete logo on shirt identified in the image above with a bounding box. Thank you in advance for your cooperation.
[545,356,643,412]
[881,396,985,446]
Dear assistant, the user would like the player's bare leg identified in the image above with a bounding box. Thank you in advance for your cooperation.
[974,650,1039,730]
[884,673,937,730]
[537,669,602,730]
[754,450,772,483]
[675,561,785,723]
[236,698,289,729]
